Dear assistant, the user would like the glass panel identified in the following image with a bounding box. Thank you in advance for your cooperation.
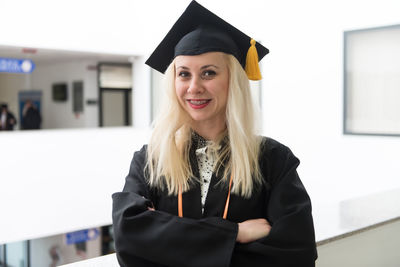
[5,241,28,267]
[0,244,4,266]
[100,225,115,255]
[30,227,102,266]
[344,25,400,135]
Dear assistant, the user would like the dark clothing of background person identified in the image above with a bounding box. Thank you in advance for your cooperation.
[0,106,17,131]
[112,137,317,267]
[22,106,42,130]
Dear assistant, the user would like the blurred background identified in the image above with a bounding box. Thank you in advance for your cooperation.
[1,0,400,266]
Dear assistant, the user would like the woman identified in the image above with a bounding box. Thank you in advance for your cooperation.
[112,1,317,266]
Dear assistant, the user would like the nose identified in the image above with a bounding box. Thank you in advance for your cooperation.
[187,76,204,94]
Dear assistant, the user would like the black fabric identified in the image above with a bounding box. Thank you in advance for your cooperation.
[0,111,17,131]
[145,0,269,74]
[22,107,41,130]
[174,26,241,62]
[112,137,317,267]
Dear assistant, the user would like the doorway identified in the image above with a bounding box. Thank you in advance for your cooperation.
[98,63,133,127]
[100,89,131,127]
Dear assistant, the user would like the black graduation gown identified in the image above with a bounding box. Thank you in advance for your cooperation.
[112,137,317,267]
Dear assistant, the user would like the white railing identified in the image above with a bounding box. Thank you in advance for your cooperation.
[60,217,400,267]
[60,253,118,267]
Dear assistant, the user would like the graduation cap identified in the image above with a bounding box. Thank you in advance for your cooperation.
[145,0,269,81]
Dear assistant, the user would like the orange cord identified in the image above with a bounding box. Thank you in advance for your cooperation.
[222,174,233,219]
[178,184,183,217]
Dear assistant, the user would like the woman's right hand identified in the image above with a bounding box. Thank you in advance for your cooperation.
[236,218,271,243]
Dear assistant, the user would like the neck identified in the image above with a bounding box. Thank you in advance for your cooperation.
[191,120,226,141]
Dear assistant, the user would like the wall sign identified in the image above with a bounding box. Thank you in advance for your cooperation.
[65,228,99,245]
[0,57,35,73]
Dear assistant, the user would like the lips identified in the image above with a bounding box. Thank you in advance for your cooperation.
[187,99,211,109]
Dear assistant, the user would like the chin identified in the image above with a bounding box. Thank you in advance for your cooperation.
[190,116,208,122]
[186,110,207,120]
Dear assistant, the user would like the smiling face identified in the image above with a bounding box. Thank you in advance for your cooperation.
[175,52,229,136]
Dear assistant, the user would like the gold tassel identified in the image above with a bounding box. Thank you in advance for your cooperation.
[245,39,262,81]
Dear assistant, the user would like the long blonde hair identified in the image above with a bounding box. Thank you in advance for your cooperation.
[146,53,263,198]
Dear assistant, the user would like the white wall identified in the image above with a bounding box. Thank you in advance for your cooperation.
[0,128,150,244]
[31,60,99,129]
[132,56,151,127]
[0,0,186,56]
[246,0,400,241]
[1,0,400,245]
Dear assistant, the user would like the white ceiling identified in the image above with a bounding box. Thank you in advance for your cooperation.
[0,45,134,64]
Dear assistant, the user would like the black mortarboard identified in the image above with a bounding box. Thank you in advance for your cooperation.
[145,0,269,80]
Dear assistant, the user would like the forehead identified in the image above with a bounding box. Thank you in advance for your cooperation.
[175,52,227,68]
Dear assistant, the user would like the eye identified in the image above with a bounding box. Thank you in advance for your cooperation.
[202,70,216,78]
[178,71,190,78]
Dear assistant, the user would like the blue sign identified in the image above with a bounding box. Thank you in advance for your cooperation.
[65,228,100,245]
[0,57,35,73]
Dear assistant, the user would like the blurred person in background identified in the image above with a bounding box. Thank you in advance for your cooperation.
[22,99,42,130]
[1,103,17,131]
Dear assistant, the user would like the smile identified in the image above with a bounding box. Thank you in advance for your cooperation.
[187,99,211,109]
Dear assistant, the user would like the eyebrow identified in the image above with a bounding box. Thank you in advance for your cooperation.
[201,64,219,69]
[176,64,219,70]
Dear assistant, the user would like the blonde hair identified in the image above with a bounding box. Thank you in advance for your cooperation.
[146,54,262,198]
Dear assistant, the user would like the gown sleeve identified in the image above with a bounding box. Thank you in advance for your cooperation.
[231,139,317,267]
[112,145,238,267]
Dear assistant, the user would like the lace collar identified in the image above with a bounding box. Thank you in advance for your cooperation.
[192,131,210,149]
